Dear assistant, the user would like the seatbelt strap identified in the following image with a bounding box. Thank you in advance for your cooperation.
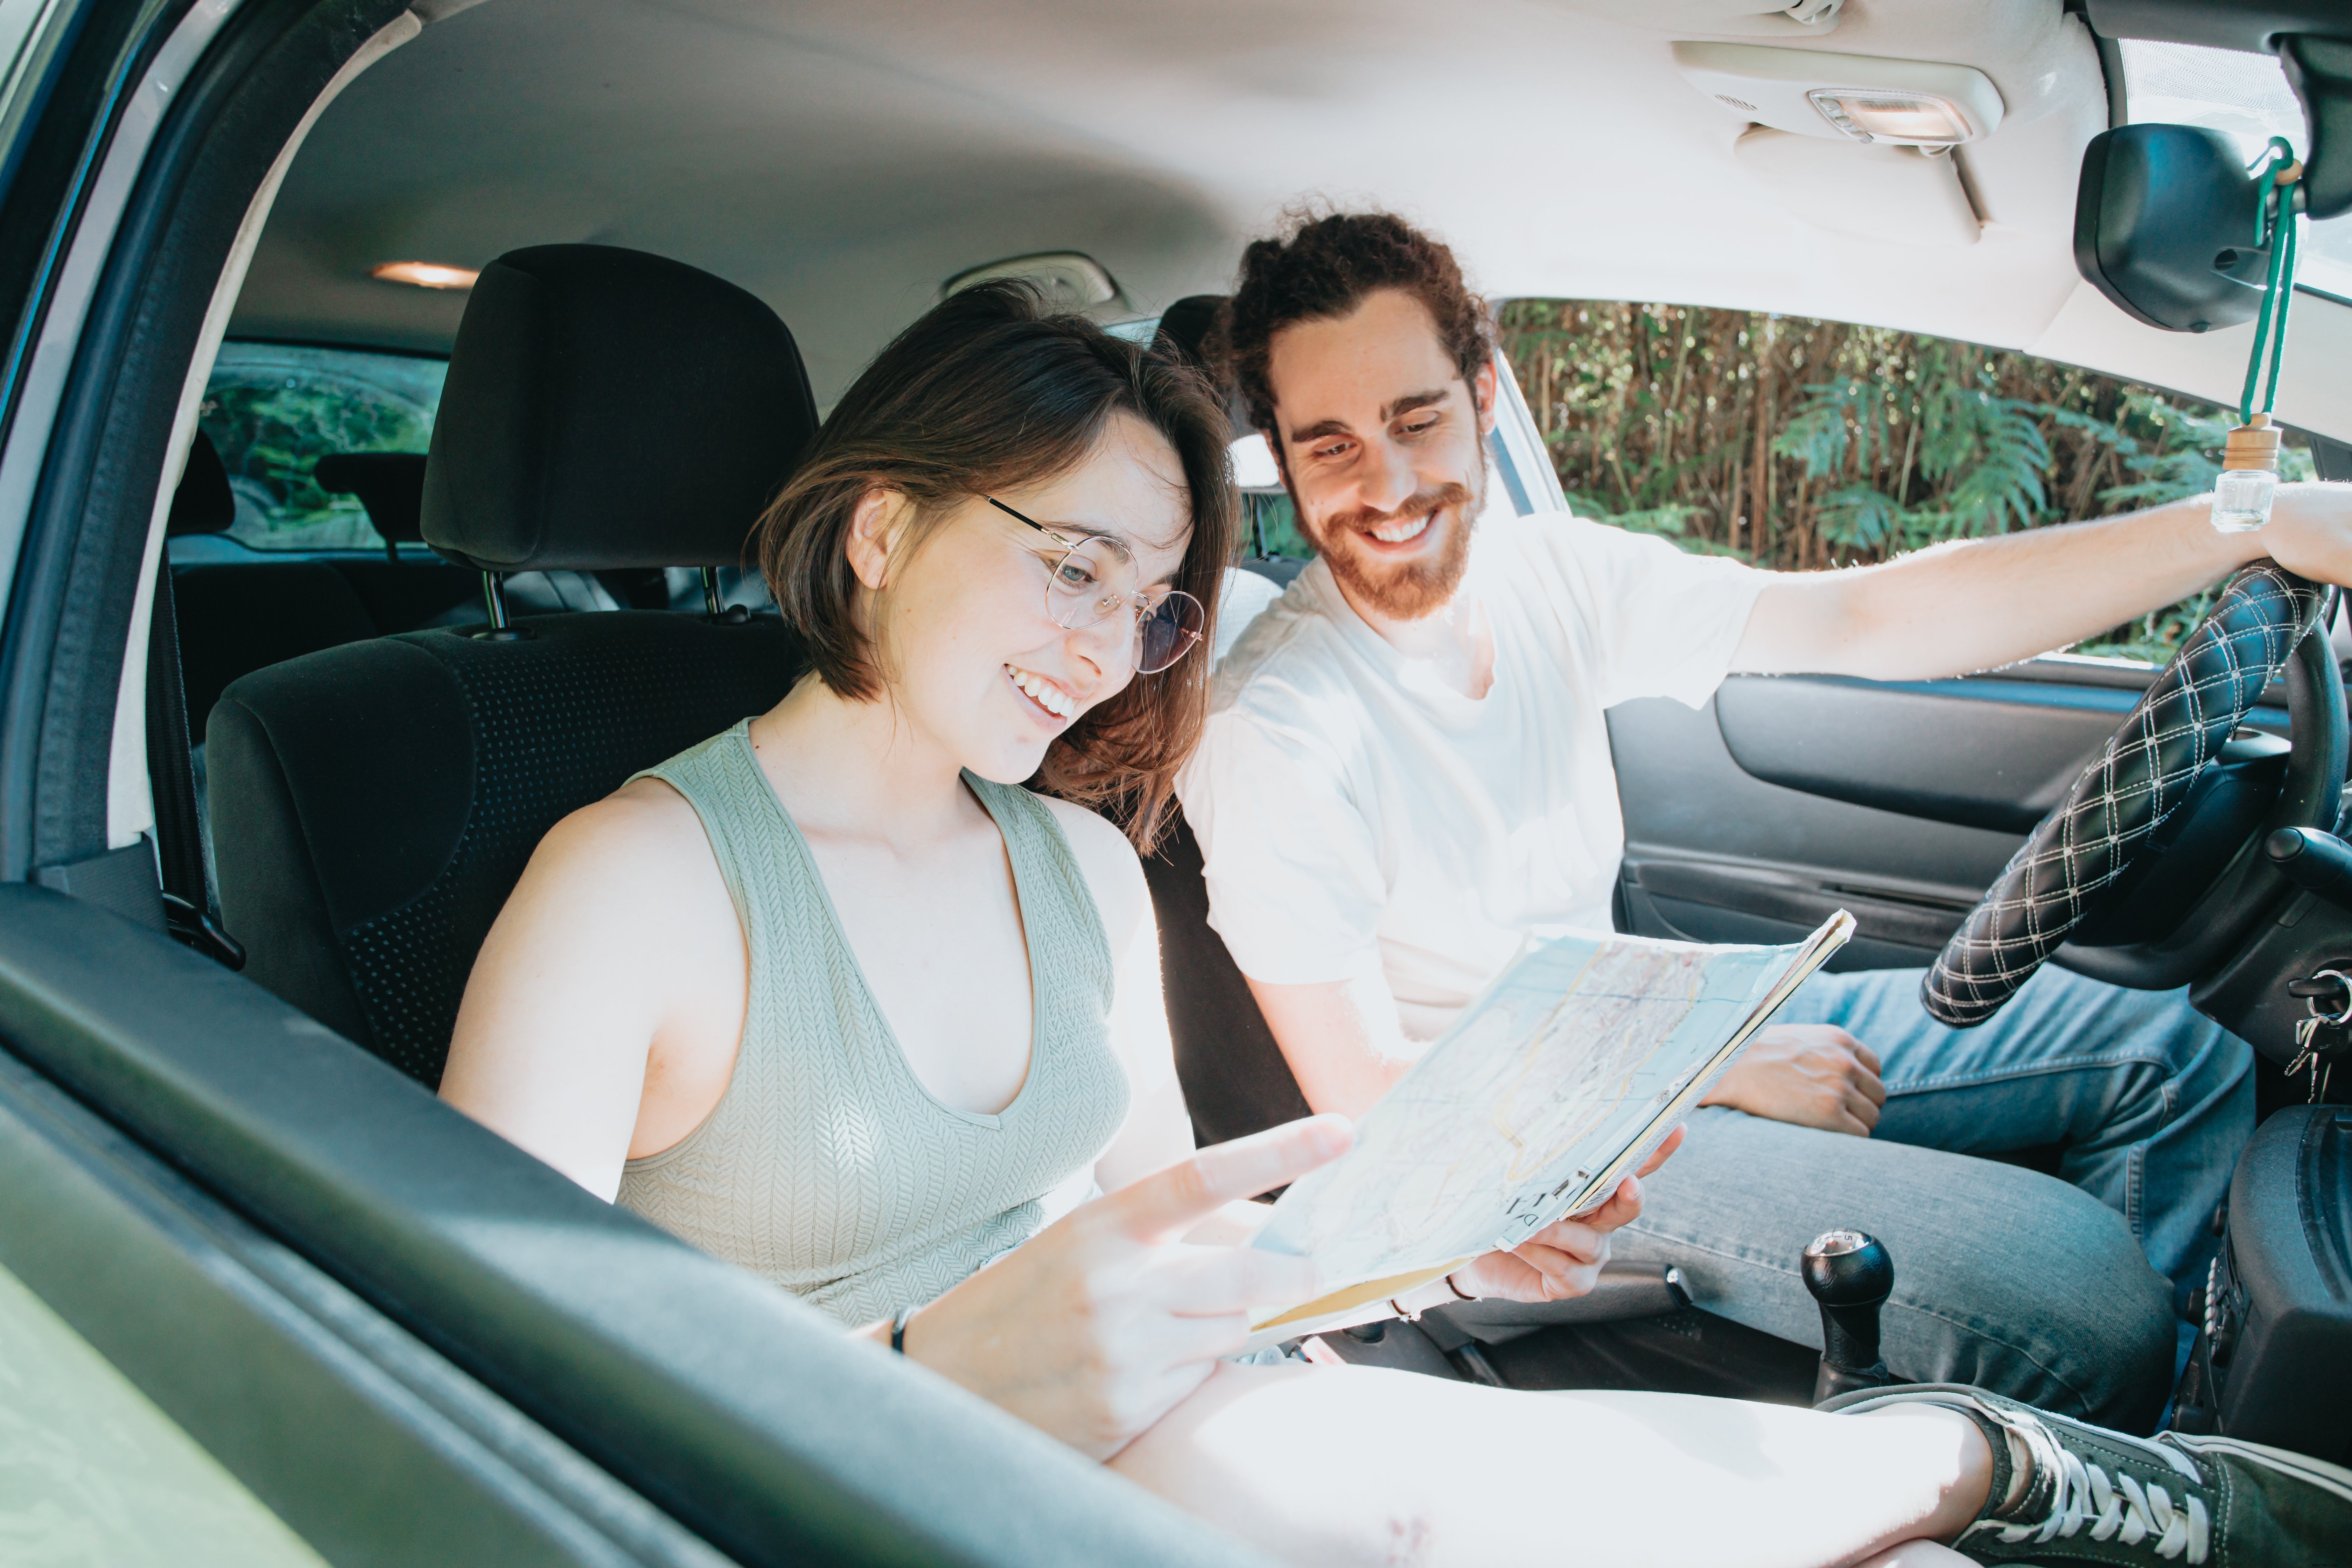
[144,565,241,968]
[145,564,206,909]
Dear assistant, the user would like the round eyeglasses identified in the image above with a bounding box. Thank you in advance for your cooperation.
[987,497,1205,674]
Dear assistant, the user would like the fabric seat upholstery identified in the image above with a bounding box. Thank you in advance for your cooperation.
[176,563,380,731]
[209,243,818,1085]
[1143,809,1312,1147]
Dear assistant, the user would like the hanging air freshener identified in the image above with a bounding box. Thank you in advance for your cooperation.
[2214,139,2304,535]
[2214,414,2283,532]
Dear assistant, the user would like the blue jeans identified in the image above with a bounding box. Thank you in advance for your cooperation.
[1611,963,2252,1430]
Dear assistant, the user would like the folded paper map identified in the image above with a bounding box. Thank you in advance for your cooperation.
[1244,911,1856,1346]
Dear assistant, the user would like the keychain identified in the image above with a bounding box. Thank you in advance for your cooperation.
[2287,968,2352,1102]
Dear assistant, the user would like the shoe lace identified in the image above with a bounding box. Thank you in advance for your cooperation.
[1990,1444,2211,1563]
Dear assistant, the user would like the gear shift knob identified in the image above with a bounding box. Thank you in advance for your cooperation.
[1803,1228,1895,1404]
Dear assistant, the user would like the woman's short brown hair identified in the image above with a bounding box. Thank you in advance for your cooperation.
[756,281,1237,848]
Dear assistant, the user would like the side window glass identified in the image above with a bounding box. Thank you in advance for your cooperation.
[198,343,447,551]
[1498,301,2318,663]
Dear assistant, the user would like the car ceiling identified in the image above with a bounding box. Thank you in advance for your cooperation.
[231,0,2352,435]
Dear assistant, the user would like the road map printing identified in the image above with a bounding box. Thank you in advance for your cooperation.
[1248,912,1854,1336]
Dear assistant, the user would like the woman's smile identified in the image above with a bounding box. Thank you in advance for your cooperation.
[1005,662,1080,724]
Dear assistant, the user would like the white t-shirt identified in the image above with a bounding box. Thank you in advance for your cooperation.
[1177,510,1766,1043]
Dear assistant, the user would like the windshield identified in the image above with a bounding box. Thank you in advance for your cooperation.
[2121,38,2352,306]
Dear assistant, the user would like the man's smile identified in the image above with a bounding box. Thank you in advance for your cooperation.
[1366,511,1433,545]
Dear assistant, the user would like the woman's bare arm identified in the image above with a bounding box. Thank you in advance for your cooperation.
[439,781,746,1199]
[1039,799,1197,1192]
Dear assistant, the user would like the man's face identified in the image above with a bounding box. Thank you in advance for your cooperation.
[1264,287,1498,621]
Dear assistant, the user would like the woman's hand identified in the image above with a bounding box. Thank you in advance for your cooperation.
[898,1115,1351,1459]
[1447,1125,1684,1303]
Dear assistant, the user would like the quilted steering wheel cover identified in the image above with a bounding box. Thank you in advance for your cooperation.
[1921,562,2324,1028]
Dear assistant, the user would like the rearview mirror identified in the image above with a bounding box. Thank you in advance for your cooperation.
[2074,124,2269,333]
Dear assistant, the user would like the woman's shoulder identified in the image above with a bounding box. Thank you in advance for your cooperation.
[1034,795,1149,953]
[520,776,732,932]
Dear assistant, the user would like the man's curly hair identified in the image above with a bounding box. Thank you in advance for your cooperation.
[1220,211,1495,438]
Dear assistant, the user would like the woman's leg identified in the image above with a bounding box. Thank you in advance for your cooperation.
[1111,1363,1990,1568]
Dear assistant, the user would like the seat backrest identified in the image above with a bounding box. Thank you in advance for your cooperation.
[208,244,819,1085]
[312,449,482,626]
[1141,807,1313,1147]
[175,562,379,730]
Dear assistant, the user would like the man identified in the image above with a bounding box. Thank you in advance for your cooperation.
[1176,212,2352,1429]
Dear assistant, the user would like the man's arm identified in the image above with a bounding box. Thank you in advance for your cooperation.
[1734,484,2352,680]
[1246,971,1417,1120]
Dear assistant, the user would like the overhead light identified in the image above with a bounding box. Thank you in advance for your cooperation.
[370,260,478,290]
[1809,89,1971,147]
[942,252,1122,310]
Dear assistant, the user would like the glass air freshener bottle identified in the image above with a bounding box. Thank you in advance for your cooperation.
[2212,413,2282,533]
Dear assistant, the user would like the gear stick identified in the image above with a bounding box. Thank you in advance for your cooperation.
[1802,1229,1895,1404]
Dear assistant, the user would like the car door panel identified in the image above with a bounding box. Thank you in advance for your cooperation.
[1713,672,2140,834]
[1613,662,2186,968]
[1610,682,2030,961]
[1610,656,2304,971]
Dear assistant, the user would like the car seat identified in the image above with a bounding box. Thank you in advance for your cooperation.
[312,451,483,628]
[206,244,816,1085]
[167,436,384,733]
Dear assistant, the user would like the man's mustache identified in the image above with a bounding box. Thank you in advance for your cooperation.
[1321,484,1476,539]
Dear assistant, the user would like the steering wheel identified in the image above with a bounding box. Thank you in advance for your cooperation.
[1924,562,2344,1027]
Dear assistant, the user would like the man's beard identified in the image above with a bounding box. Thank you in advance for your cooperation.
[1307,472,1481,621]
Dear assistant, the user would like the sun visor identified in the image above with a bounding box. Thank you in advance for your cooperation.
[2072,125,2269,332]
[1732,128,1981,246]
[1674,43,2003,147]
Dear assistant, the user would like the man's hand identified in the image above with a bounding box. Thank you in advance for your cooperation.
[1701,1025,1885,1136]
[1449,1127,1684,1302]
[2249,482,2352,585]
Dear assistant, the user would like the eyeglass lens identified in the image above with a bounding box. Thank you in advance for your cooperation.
[1044,535,1202,674]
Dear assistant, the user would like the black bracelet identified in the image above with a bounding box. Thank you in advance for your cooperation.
[890,1304,917,1353]
[1445,1273,1475,1302]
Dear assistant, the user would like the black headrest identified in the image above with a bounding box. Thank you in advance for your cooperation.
[1152,294,1248,438]
[421,244,818,572]
[1153,294,1225,371]
[167,431,234,536]
[315,453,425,544]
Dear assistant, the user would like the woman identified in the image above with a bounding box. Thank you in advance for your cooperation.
[441,282,2343,1566]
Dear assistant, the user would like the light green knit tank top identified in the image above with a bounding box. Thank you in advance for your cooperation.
[615,721,1130,1326]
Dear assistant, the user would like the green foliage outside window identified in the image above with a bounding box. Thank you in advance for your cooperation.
[1496,300,2314,663]
[198,343,447,551]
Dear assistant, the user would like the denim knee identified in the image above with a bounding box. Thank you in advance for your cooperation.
[1956,1179,2176,1430]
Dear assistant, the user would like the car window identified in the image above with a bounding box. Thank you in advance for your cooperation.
[198,342,447,551]
[1497,300,2316,664]
[2120,39,2352,308]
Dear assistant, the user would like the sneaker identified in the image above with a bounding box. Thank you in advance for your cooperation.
[1820,1382,2352,1564]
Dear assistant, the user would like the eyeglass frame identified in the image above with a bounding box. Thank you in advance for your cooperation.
[984,496,1205,674]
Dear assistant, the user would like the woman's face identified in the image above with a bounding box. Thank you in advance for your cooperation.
[865,413,1194,784]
